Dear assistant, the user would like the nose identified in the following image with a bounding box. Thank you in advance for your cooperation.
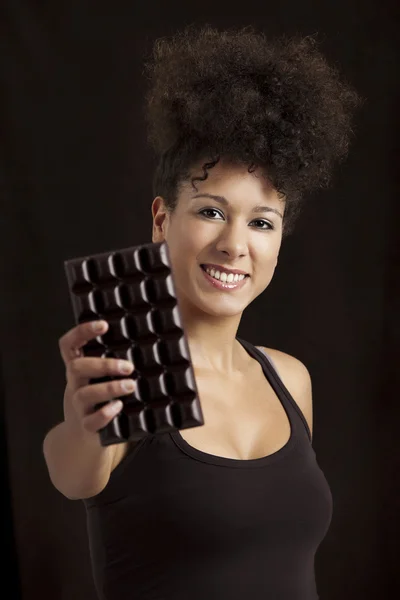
[214,222,248,258]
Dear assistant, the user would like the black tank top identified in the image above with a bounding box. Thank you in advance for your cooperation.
[83,338,333,600]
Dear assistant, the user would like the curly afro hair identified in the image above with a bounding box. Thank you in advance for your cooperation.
[143,24,363,238]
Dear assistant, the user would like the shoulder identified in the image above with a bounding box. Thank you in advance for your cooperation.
[257,346,313,441]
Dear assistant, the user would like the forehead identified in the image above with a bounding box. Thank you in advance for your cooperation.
[180,157,284,206]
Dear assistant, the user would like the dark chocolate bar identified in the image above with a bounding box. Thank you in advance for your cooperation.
[64,241,204,446]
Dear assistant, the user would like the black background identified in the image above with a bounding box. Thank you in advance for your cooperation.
[1,1,399,598]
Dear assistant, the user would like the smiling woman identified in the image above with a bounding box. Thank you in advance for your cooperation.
[151,158,284,322]
[45,23,363,600]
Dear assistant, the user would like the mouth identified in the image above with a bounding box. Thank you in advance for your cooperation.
[200,264,250,278]
[199,264,250,291]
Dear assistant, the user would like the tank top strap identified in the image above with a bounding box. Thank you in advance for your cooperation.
[255,346,282,380]
[236,337,312,444]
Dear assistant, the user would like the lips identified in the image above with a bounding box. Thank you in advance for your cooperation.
[200,264,250,277]
[200,264,249,291]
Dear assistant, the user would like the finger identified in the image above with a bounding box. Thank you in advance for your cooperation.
[59,320,109,365]
[75,377,136,416]
[81,399,124,435]
[66,356,135,392]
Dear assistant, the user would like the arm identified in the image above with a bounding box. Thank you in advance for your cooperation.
[43,420,116,500]
[44,319,134,500]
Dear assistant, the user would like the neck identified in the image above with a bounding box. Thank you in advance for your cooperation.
[177,300,245,376]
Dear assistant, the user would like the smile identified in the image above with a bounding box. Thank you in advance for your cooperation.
[200,264,249,291]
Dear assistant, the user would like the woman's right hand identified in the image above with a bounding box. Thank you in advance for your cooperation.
[58,320,136,436]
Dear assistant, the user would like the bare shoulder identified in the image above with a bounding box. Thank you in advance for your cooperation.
[257,346,313,441]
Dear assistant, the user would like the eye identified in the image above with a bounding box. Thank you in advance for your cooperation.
[198,209,274,231]
[200,208,223,220]
[252,219,274,231]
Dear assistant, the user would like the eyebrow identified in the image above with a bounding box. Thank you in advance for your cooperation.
[191,193,283,219]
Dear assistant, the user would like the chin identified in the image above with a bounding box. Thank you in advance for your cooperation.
[194,294,251,319]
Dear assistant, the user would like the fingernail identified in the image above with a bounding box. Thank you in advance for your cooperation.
[121,379,135,392]
[118,360,134,374]
[92,320,106,332]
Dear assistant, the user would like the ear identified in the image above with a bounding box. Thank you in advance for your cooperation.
[151,196,169,243]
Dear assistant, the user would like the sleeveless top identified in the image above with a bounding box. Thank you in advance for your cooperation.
[83,338,333,600]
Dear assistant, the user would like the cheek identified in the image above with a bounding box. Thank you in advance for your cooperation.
[252,244,280,284]
[170,220,211,252]
[253,237,280,262]
[166,223,202,272]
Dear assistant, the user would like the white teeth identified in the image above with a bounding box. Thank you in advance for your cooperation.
[204,266,246,283]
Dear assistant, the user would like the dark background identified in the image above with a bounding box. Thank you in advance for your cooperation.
[1,1,399,599]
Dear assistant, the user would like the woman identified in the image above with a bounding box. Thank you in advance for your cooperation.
[44,24,362,599]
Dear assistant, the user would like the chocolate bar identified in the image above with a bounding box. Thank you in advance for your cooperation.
[64,241,204,446]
